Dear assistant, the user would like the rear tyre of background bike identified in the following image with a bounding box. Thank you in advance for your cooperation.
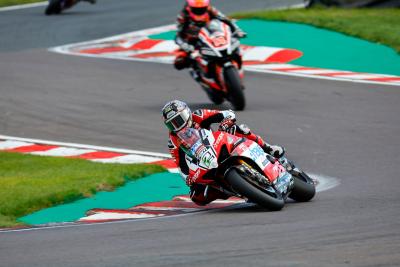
[204,87,224,105]
[224,67,245,111]
[289,172,316,202]
[45,0,61,15]
[225,168,284,211]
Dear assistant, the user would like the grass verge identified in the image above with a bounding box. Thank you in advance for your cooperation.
[0,151,165,227]
[0,0,43,8]
[232,8,400,54]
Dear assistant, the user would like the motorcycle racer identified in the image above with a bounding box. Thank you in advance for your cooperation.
[174,0,247,70]
[162,100,285,205]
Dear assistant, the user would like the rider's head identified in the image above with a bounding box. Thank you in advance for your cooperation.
[162,100,193,133]
[186,0,210,23]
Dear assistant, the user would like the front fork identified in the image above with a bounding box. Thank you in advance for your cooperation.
[278,157,316,186]
[279,157,302,176]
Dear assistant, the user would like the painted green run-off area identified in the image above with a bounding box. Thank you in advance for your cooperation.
[20,172,186,225]
[151,19,400,76]
[0,151,164,227]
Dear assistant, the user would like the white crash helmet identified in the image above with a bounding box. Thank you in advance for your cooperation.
[162,100,193,132]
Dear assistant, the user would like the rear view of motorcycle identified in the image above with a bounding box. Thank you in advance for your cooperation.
[189,19,246,111]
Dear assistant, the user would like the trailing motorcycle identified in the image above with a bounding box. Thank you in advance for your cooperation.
[178,127,315,210]
[45,0,95,15]
[189,19,246,111]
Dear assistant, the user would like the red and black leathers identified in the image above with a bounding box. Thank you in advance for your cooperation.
[174,5,242,70]
[167,109,269,206]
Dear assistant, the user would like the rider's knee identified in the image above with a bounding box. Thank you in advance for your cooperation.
[174,56,190,70]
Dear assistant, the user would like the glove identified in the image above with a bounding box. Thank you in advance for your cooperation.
[186,176,195,186]
[180,42,195,53]
[234,30,247,38]
[219,118,236,132]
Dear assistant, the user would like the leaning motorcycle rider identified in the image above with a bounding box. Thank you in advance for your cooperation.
[162,100,285,206]
[174,0,247,70]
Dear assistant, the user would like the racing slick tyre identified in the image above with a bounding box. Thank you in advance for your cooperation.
[45,0,61,15]
[224,67,245,111]
[289,172,316,202]
[225,168,284,211]
[204,87,224,105]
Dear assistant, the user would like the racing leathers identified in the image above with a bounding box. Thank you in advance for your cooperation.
[174,5,245,70]
[167,109,283,206]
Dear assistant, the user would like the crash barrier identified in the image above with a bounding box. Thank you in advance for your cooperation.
[304,0,400,7]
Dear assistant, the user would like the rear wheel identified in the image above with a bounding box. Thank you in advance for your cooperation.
[289,172,316,202]
[224,67,245,111]
[204,87,224,105]
[45,0,61,15]
[225,168,284,211]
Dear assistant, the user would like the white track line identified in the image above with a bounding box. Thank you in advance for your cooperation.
[0,209,217,233]
[90,154,164,164]
[269,3,307,10]
[0,140,33,149]
[246,67,400,87]
[0,135,170,158]
[30,147,96,157]
[50,24,176,54]
[0,1,47,12]
[79,212,164,221]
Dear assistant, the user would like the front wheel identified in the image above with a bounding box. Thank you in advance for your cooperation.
[224,67,245,111]
[289,172,316,202]
[225,168,284,211]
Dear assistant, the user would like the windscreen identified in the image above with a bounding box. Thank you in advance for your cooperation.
[177,127,203,157]
[207,19,223,34]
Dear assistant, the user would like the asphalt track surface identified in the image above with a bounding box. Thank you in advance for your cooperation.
[1,1,400,266]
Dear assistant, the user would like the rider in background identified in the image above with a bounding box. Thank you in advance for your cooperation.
[174,0,247,70]
[162,100,285,206]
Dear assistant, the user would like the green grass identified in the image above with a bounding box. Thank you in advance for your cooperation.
[232,8,400,54]
[0,0,43,7]
[0,151,165,227]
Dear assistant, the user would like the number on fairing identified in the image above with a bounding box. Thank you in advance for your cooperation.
[212,36,227,47]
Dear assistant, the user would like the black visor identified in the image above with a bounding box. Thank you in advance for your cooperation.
[166,116,185,132]
[191,7,208,15]
[165,109,191,132]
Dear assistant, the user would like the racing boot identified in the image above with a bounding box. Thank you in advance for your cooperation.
[189,69,201,82]
[261,143,285,159]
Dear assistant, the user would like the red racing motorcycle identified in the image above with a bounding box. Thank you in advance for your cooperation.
[178,127,315,210]
[189,19,246,111]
